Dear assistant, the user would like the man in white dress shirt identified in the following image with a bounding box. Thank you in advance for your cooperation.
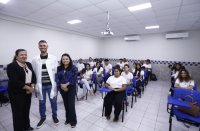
[76,58,85,75]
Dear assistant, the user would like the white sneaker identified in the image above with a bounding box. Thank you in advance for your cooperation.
[184,123,190,128]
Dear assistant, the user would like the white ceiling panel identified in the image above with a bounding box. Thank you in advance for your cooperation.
[119,0,150,7]
[87,0,108,4]
[59,0,92,9]
[79,17,99,23]
[1,5,31,16]
[133,11,156,19]
[45,2,74,14]
[155,7,180,17]
[157,15,178,22]
[151,0,182,10]
[116,15,137,23]
[123,21,142,26]
[180,3,200,13]
[64,11,87,19]
[6,0,41,12]
[25,0,57,7]
[129,8,154,15]
[178,11,200,19]
[25,13,49,21]
[110,9,132,18]
[78,5,104,16]
[33,8,60,18]
[44,18,65,25]
[0,3,4,9]
[158,20,177,26]
[182,0,200,5]
[176,22,196,26]
[95,0,124,11]
[177,17,199,24]
[91,13,113,21]
[139,18,157,23]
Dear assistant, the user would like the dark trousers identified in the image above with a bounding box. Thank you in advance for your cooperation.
[8,91,32,131]
[104,91,125,120]
[134,80,142,94]
[146,71,152,82]
[60,85,77,126]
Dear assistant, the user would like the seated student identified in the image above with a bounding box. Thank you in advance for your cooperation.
[132,63,137,74]
[168,65,173,75]
[103,59,112,82]
[172,63,181,79]
[174,69,194,90]
[76,58,85,75]
[121,64,133,106]
[145,59,152,83]
[99,58,104,67]
[140,60,146,69]
[133,64,144,96]
[123,58,128,65]
[117,58,124,71]
[104,66,126,122]
[93,62,104,93]
[88,57,95,69]
[79,64,94,100]
[94,58,98,67]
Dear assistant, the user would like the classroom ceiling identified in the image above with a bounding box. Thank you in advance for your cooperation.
[0,0,200,37]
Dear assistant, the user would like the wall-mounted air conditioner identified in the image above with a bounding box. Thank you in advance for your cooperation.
[166,32,189,39]
[124,36,140,41]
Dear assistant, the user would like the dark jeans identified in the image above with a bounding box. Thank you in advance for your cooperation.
[104,90,125,120]
[8,91,32,131]
[60,85,77,126]
[146,71,152,82]
[134,80,142,94]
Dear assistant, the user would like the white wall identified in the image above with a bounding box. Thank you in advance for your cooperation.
[0,14,102,64]
[100,30,200,62]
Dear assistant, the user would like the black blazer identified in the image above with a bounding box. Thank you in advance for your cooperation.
[7,61,36,92]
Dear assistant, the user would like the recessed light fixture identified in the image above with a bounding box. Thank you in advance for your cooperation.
[67,20,82,24]
[0,0,9,4]
[128,3,152,11]
[145,26,159,29]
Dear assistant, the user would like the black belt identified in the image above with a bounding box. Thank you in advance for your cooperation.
[26,83,31,86]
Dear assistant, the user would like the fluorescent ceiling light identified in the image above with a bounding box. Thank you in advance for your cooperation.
[67,20,82,24]
[128,3,152,11]
[145,26,159,29]
[0,0,9,4]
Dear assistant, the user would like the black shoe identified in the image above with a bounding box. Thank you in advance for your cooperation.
[36,118,46,129]
[25,127,34,131]
[53,117,59,125]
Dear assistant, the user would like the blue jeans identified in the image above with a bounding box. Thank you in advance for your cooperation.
[39,85,57,118]
[126,85,133,99]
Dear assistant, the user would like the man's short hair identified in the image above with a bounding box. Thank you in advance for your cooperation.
[38,40,47,45]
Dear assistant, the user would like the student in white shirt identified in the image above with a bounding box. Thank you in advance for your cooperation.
[132,63,137,74]
[103,59,112,82]
[174,69,194,90]
[93,62,104,93]
[93,58,98,68]
[133,64,144,96]
[145,59,152,83]
[99,58,104,67]
[76,58,85,75]
[123,58,128,65]
[104,66,126,122]
[117,58,124,70]
[88,57,95,69]
[79,64,94,100]
[121,64,133,105]
[168,65,173,75]
[140,60,146,69]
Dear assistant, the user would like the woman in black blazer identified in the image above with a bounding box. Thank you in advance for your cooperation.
[7,49,36,131]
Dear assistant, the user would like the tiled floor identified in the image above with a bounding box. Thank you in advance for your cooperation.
[0,81,199,131]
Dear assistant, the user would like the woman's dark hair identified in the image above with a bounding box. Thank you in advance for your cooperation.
[82,63,90,74]
[124,64,129,68]
[58,53,73,72]
[176,69,194,82]
[133,63,141,78]
[114,65,121,72]
[146,59,150,63]
[95,58,98,62]
[175,63,181,73]
[96,62,101,72]
[13,49,26,62]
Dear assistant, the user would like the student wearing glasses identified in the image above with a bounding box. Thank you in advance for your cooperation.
[7,49,36,131]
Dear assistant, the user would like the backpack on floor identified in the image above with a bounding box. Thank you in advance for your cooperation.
[151,74,157,81]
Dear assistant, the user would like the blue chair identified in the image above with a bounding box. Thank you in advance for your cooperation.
[167,88,200,131]
[132,76,142,98]
[0,85,8,107]
[77,73,95,100]
[126,77,137,108]
[171,83,197,91]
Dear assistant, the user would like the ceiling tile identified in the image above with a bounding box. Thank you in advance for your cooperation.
[151,0,182,10]
[53,15,75,22]
[158,20,177,26]
[87,0,108,4]
[139,18,157,24]
[160,27,175,32]
[0,3,4,9]
[176,22,196,26]
[78,5,104,16]
[45,2,74,14]
[64,11,87,19]
[95,0,124,11]
[128,24,144,29]
[178,11,200,19]
[92,13,114,21]
[79,17,99,23]
[177,17,199,24]
[44,18,65,24]
[6,0,41,12]
[101,18,122,24]
[141,22,159,26]
[116,15,137,23]
[155,7,180,17]
[1,5,31,16]
[130,8,154,15]
[110,8,132,18]
[59,0,92,9]
[180,3,200,13]
[157,15,178,22]
[175,27,191,30]
[123,21,142,26]
[25,0,57,7]
[182,0,200,5]
[119,0,151,7]
[133,11,156,19]
[34,8,60,18]
[25,13,49,21]
[90,21,106,26]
